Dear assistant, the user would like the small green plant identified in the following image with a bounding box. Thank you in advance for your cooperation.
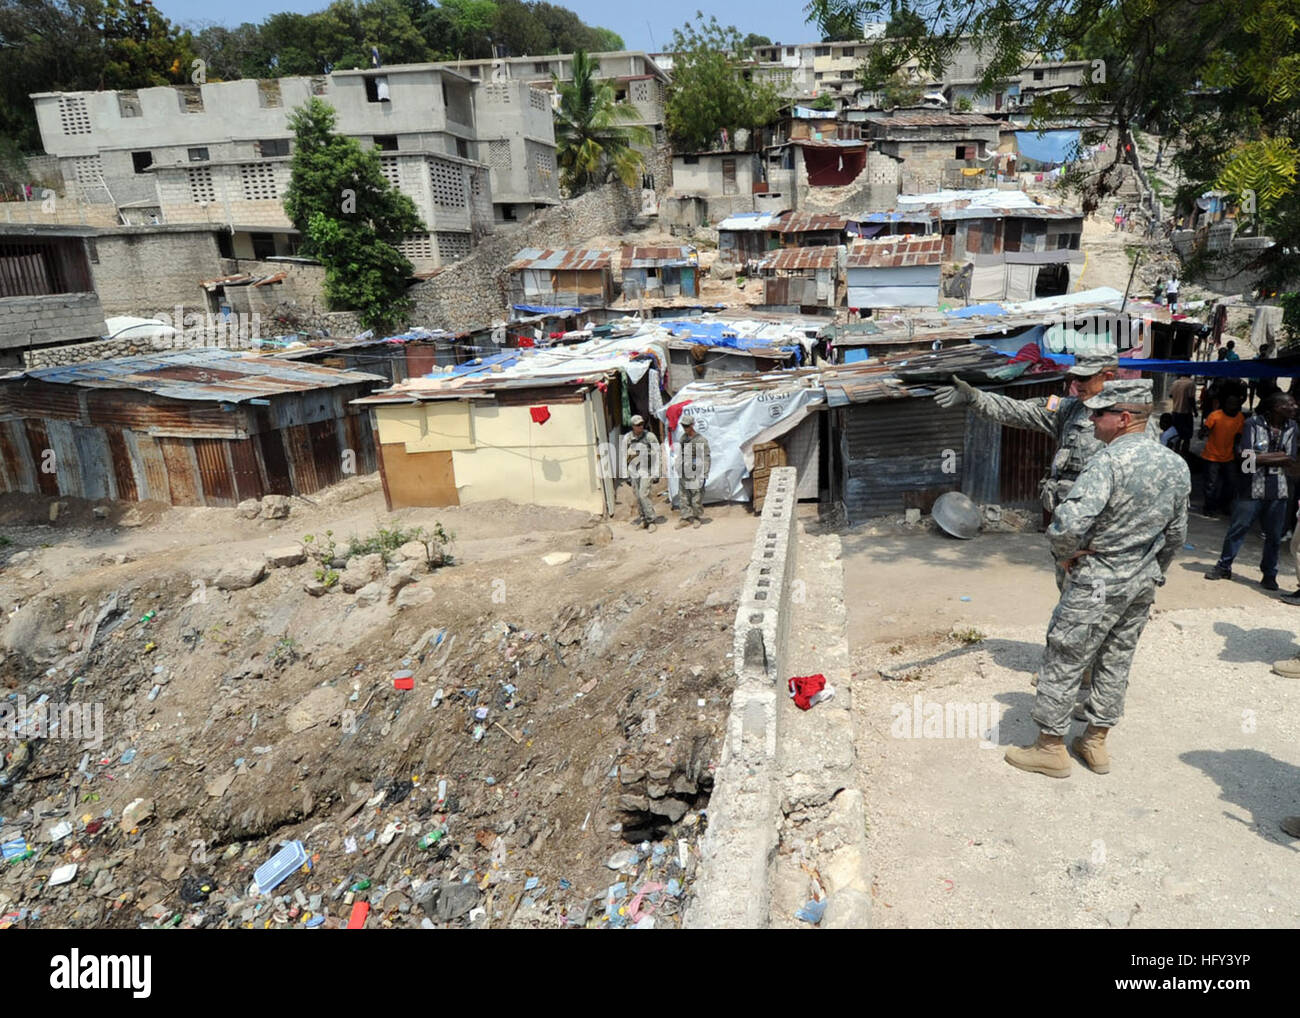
[954,97,974,112]
[316,568,340,588]
[304,529,338,565]
[270,637,301,667]
[952,627,986,645]
[347,522,454,565]
[0,536,11,548]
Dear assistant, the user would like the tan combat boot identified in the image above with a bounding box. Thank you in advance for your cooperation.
[1072,724,1110,774]
[1004,732,1071,778]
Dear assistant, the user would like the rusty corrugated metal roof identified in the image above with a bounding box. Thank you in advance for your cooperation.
[775,212,850,234]
[22,349,385,403]
[871,112,998,127]
[847,235,945,268]
[621,245,695,267]
[506,248,614,272]
[758,246,839,271]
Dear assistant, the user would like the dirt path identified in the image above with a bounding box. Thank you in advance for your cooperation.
[842,519,1300,928]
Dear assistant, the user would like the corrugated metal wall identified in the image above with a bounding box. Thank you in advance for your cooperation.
[838,380,1061,522]
[0,381,379,507]
[839,401,968,522]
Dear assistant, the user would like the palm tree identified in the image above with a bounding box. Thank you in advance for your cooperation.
[553,49,652,196]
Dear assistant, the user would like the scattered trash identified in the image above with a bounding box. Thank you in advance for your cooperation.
[393,674,414,691]
[139,610,156,625]
[795,899,827,924]
[2,837,30,861]
[1183,543,1195,551]
[959,595,972,602]
[48,821,73,842]
[253,841,308,895]
[607,849,635,870]
[119,748,136,764]
[346,901,370,929]
[48,863,78,887]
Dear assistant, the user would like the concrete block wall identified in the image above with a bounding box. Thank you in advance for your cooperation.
[686,466,798,928]
[92,229,226,316]
[0,293,107,351]
[410,182,637,331]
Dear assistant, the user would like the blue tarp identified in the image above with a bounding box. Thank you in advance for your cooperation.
[1120,358,1299,378]
[843,347,871,364]
[1015,130,1081,165]
[945,303,1006,318]
[656,319,799,355]
[513,304,584,315]
[431,352,519,380]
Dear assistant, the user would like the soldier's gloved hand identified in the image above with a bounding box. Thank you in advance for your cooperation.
[934,375,976,409]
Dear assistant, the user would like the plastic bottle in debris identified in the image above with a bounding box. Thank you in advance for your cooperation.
[140,610,156,624]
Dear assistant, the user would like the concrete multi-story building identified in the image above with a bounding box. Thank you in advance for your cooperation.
[432,51,672,189]
[31,66,562,272]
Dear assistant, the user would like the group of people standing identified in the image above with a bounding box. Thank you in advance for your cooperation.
[934,353,1300,839]
[624,413,711,532]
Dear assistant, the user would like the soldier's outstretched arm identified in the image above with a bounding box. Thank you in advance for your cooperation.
[1048,458,1113,560]
[967,388,1059,437]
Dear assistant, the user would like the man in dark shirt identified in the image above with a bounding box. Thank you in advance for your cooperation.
[1205,392,1299,590]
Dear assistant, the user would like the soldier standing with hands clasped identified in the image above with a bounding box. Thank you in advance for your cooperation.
[624,414,658,532]
[675,413,711,529]
[1003,380,1190,779]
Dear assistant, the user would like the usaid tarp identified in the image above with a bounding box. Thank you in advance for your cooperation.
[663,379,825,503]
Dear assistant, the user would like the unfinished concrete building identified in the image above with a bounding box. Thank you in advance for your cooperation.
[30,67,561,273]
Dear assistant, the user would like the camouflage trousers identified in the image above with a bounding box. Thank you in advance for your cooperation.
[680,485,704,521]
[1031,578,1156,737]
[631,475,655,524]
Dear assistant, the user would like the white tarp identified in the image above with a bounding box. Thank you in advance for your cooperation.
[662,380,825,503]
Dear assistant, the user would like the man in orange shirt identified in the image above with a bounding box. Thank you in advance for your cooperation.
[1199,392,1245,517]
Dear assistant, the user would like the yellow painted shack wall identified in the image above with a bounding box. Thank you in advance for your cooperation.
[451,398,602,512]
[374,402,474,452]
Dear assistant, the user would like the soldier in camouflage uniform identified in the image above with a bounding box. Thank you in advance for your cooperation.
[1004,380,1190,779]
[675,413,711,529]
[935,351,1162,590]
[624,414,658,532]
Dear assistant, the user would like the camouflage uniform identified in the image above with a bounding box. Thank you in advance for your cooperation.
[966,376,1162,590]
[625,429,658,525]
[1033,389,1190,738]
[678,431,711,522]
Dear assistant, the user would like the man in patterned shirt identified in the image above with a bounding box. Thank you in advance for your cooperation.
[1204,392,1298,590]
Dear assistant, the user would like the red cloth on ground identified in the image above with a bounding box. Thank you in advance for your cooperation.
[529,406,551,425]
[788,674,827,711]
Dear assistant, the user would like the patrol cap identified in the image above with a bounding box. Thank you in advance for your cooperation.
[1067,351,1119,377]
[680,413,695,426]
[630,414,645,425]
[1083,379,1154,410]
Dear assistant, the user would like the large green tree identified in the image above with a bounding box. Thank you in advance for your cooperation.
[664,14,783,152]
[283,98,425,332]
[553,49,650,194]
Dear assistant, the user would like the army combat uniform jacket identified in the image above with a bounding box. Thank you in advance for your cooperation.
[967,389,1162,513]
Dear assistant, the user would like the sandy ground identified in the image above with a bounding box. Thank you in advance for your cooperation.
[842,514,1300,928]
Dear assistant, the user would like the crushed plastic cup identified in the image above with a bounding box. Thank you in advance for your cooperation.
[795,898,827,924]
[253,841,308,895]
[48,863,77,887]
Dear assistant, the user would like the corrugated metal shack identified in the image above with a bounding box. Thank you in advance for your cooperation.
[651,315,823,395]
[0,349,384,506]
[620,246,699,299]
[716,211,787,264]
[821,344,1060,521]
[506,248,614,313]
[846,235,945,309]
[756,246,844,312]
